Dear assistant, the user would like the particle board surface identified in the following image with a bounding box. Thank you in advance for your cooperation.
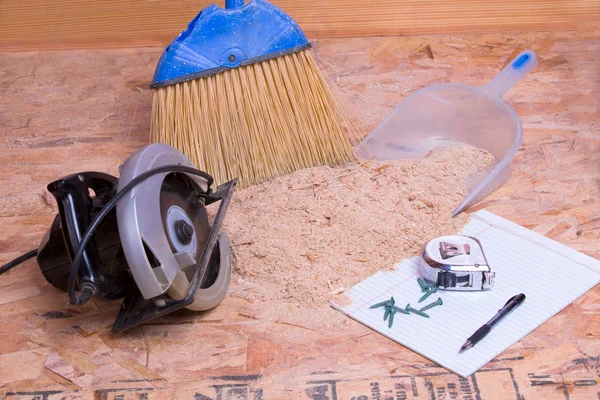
[0,0,599,50]
[0,31,599,399]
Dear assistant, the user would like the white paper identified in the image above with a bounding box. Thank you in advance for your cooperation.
[331,210,600,377]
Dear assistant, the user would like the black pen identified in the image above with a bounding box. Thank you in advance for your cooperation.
[459,293,526,353]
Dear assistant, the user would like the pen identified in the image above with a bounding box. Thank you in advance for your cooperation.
[459,293,526,353]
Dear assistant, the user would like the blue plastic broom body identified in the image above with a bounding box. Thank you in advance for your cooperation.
[151,0,310,88]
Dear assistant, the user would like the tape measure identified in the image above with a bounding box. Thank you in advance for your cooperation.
[418,235,495,291]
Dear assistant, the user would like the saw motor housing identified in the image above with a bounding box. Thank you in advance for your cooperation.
[36,144,236,332]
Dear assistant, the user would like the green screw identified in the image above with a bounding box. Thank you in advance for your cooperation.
[370,297,394,309]
[417,277,431,292]
[385,305,411,328]
[383,303,392,321]
[418,286,438,303]
[419,297,443,312]
[406,303,430,318]
[386,307,395,328]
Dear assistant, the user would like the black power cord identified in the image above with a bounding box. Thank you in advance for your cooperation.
[0,249,38,276]
[1,165,214,306]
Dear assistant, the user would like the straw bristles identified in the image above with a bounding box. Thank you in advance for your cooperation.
[151,49,359,188]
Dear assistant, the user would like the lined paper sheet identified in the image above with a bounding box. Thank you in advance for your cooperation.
[331,210,600,377]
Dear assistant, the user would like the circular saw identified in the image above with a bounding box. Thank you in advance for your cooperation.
[34,144,237,332]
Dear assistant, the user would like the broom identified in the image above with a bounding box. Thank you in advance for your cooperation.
[150,0,357,188]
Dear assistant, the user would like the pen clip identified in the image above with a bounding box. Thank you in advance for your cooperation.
[503,293,526,308]
[503,295,519,307]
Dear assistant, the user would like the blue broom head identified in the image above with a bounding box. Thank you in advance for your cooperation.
[151,0,310,88]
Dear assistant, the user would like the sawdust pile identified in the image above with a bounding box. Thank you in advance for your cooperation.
[224,145,494,329]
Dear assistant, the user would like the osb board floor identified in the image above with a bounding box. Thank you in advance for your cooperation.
[0,30,599,399]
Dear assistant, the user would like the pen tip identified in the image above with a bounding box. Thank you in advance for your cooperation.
[459,341,471,353]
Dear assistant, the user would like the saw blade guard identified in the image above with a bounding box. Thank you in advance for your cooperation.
[116,144,229,312]
[167,232,231,311]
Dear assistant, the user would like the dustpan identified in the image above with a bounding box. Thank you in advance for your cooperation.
[357,50,538,216]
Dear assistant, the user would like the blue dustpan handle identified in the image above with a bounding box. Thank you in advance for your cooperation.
[226,0,244,9]
[480,50,538,98]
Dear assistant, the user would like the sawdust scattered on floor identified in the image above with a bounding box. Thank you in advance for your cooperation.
[224,145,494,332]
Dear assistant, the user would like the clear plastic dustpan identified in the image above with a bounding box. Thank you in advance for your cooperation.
[357,50,538,216]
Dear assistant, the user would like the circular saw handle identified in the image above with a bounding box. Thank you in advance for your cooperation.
[46,172,117,301]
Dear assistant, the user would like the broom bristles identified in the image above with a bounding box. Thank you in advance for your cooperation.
[151,49,360,188]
